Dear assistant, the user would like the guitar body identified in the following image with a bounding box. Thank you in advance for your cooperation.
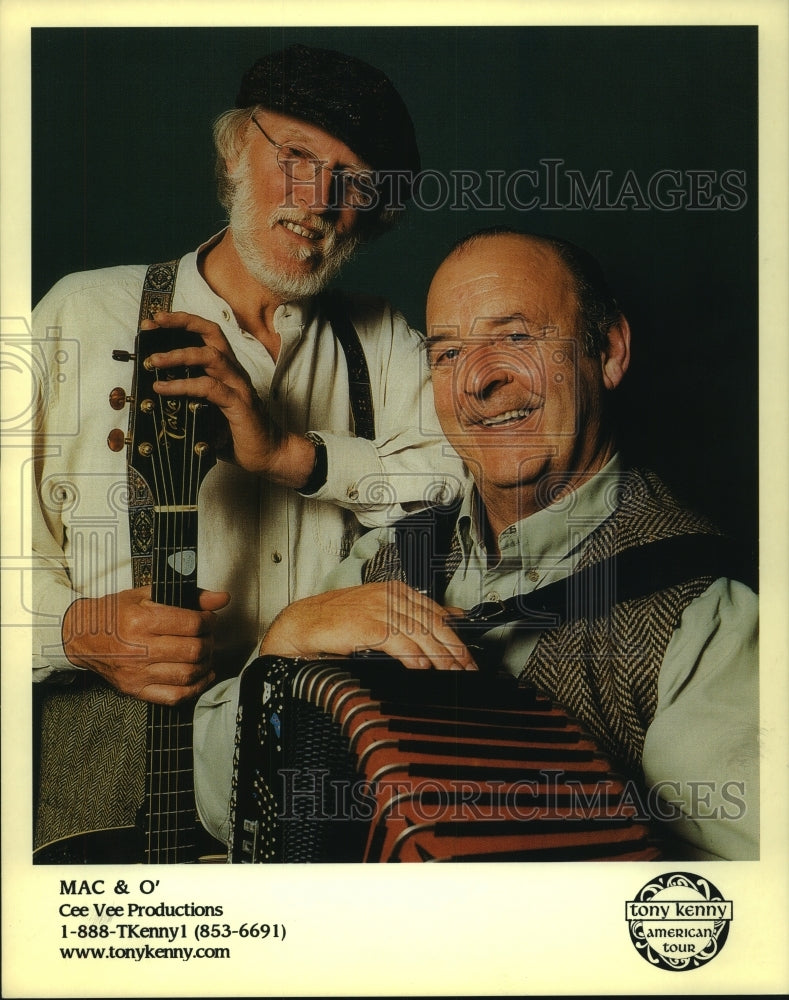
[33,328,220,864]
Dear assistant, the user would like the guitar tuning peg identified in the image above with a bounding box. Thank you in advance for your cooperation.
[109,387,133,411]
[107,428,130,452]
[112,349,136,362]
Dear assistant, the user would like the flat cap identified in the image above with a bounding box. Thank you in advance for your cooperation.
[236,44,421,180]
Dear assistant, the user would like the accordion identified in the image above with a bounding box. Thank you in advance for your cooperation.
[229,655,659,863]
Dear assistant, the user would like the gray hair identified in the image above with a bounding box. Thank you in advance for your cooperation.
[212,108,401,241]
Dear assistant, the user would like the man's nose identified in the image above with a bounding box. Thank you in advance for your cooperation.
[292,169,334,214]
[460,345,515,401]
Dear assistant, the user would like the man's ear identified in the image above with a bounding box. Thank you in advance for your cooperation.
[601,316,631,390]
[225,123,250,179]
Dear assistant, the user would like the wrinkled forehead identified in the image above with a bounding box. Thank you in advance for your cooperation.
[426,240,578,336]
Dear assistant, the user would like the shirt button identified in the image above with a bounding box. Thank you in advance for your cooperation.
[528,569,540,582]
[221,309,231,322]
[347,487,359,501]
[271,551,283,564]
[485,591,501,603]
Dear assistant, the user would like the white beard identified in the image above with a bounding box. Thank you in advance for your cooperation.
[227,149,361,300]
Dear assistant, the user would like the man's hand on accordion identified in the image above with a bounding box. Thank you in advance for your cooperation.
[259,582,477,671]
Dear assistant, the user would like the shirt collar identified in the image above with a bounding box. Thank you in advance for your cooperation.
[192,228,322,333]
[454,454,624,565]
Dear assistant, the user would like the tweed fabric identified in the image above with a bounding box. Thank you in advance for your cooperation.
[362,529,464,590]
[521,469,721,770]
[362,537,408,585]
[34,681,146,848]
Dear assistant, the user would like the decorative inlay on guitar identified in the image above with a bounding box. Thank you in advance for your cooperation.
[34,327,219,864]
[117,327,218,862]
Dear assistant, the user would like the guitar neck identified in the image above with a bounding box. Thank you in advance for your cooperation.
[151,508,200,610]
[145,701,200,863]
[146,506,202,863]
[122,328,218,864]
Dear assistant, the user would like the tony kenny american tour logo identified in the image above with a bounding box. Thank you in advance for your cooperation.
[625,872,733,971]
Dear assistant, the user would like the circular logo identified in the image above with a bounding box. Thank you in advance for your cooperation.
[625,871,733,971]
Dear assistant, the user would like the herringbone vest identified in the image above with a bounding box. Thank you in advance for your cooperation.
[363,468,725,772]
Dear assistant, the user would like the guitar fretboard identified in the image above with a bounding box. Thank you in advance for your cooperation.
[152,509,200,609]
[126,328,217,864]
[145,701,199,863]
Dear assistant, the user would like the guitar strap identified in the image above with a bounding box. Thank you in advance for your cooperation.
[128,259,182,588]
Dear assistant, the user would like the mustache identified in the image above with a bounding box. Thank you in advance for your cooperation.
[268,209,357,259]
[227,147,361,298]
[270,208,334,236]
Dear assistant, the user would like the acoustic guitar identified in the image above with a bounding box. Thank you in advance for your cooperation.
[34,328,222,864]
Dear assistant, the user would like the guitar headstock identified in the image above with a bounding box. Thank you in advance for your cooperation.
[109,327,217,509]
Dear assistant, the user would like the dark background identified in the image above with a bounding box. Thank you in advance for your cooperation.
[32,26,759,584]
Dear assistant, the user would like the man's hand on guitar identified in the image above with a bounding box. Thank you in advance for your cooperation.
[141,311,315,489]
[260,582,478,671]
[62,587,230,705]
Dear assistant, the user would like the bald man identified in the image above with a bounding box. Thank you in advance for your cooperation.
[195,229,758,861]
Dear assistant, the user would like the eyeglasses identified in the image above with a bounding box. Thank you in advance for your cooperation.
[250,114,375,208]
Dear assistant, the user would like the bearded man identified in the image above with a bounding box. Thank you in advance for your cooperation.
[32,45,463,856]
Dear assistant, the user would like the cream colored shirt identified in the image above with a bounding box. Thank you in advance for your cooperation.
[194,458,759,860]
[32,237,466,679]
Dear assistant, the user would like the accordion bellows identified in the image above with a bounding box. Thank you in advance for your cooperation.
[229,655,660,863]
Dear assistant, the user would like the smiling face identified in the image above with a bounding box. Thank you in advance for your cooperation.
[426,234,622,528]
[226,110,367,299]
